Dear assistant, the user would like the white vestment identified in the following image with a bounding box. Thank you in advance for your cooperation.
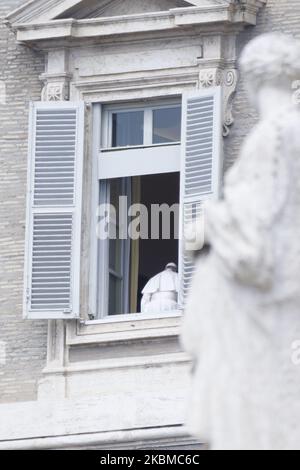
[141,268,179,314]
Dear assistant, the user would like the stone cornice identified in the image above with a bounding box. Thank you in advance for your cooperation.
[6,0,81,24]
[6,2,249,25]
[5,1,201,24]
[6,1,266,45]
[5,1,266,26]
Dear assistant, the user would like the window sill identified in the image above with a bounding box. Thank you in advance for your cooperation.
[66,311,183,346]
[85,309,182,325]
[101,142,180,152]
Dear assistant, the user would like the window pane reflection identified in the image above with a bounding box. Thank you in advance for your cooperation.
[112,111,144,147]
[153,107,181,144]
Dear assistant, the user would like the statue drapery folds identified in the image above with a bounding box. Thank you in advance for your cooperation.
[182,34,300,450]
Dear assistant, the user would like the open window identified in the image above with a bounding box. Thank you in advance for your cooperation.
[98,173,180,317]
[23,89,222,321]
[91,90,222,320]
[96,101,182,318]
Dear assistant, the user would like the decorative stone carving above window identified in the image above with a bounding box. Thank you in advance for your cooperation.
[41,77,71,101]
[198,68,239,136]
[223,69,239,136]
[6,0,266,119]
[199,69,222,88]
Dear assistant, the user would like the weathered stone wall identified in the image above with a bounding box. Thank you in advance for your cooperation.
[0,0,47,403]
[225,0,300,170]
[0,0,299,404]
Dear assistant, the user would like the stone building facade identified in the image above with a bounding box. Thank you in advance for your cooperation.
[0,0,299,449]
[0,0,47,404]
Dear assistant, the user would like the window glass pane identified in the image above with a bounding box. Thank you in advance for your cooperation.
[153,107,181,144]
[112,111,144,147]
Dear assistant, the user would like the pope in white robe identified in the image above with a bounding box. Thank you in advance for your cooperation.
[141,263,179,314]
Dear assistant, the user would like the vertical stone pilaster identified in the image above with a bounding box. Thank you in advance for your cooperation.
[38,320,68,401]
[38,49,72,401]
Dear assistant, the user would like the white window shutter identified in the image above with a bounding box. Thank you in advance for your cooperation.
[24,102,85,320]
[179,87,222,305]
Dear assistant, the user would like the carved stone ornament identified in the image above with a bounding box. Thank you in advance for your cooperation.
[41,74,72,102]
[199,69,222,88]
[199,68,238,137]
[42,82,68,101]
[183,33,300,450]
[222,69,239,137]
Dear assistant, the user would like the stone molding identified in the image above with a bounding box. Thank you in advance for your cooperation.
[5,1,267,26]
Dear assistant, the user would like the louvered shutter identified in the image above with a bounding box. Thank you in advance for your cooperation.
[179,87,222,305]
[24,102,85,319]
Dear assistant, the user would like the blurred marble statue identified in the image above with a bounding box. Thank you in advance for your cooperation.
[182,33,300,450]
[141,263,179,313]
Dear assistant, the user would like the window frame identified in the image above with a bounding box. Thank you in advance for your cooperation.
[102,99,182,150]
[93,98,183,321]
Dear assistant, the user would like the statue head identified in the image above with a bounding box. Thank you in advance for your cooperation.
[240,33,300,106]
